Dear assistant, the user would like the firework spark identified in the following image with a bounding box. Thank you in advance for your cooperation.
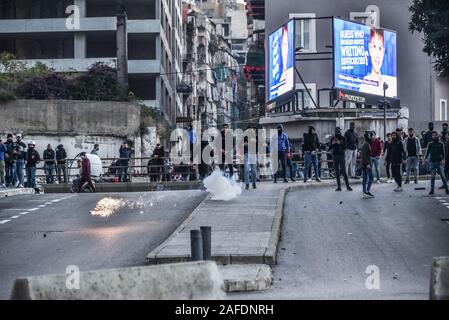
[90,197,125,218]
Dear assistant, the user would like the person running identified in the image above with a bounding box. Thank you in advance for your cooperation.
[390,132,406,192]
[360,131,374,198]
[25,141,40,188]
[426,131,449,195]
[77,152,96,193]
[303,126,321,183]
[383,133,393,183]
[272,124,289,183]
[370,131,383,184]
[329,127,352,192]
[403,128,422,184]
[344,122,359,179]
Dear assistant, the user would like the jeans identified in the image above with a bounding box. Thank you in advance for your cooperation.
[120,160,129,182]
[0,160,5,184]
[44,163,55,184]
[334,155,350,189]
[430,162,448,192]
[371,157,380,181]
[26,166,36,188]
[244,153,257,185]
[15,159,25,186]
[345,149,357,177]
[392,163,402,187]
[362,167,373,193]
[56,163,68,183]
[406,156,419,182]
[304,151,319,181]
[274,151,287,180]
[6,162,16,187]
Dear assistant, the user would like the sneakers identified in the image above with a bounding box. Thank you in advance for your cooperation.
[376,180,381,184]
[414,180,418,184]
[335,187,342,192]
[366,192,375,197]
[316,178,322,182]
[387,179,394,183]
[291,178,296,182]
[429,190,434,195]
[252,183,257,189]
[362,193,373,199]
[18,184,24,188]
[283,178,289,183]
[307,178,312,182]
[0,184,5,188]
[394,187,403,192]
[439,185,445,190]
[347,186,353,191]
[245,184,250,190]
[404,180,409,184]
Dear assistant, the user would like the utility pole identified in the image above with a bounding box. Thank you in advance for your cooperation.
[116,0,129,99]
[383,82,389,142]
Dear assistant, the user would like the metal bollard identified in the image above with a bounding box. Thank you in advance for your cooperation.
[200,226,212,260]
[190,229,203,261]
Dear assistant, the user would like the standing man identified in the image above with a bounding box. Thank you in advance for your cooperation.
[423,122,435,148]
[0,138,6,188]
[370,131,383,184]
[15,134,27,188]
[441,123,449,144]
[77,152,96,193]
[25,141,40,188]
[329,127,352,192]
[272,124,289,184]
[383,133,393,183]
[119,142,132,182]
[91,144,99,155]
[220,124,235,178]
[286,141,296,182]
[426,131,449,195]
[344,122,359,179]
[360,131,374,198]
[4,134,18,188]
[403,128,422,184]
[243,126,258,189]
[151,143,165,182]
[303,126,321,183]
[390,132,406,192]
[43,144,56,184]
[56,144,68,184]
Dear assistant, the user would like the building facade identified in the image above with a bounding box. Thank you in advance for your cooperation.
[0,0,183,126]
[264,0,449,126]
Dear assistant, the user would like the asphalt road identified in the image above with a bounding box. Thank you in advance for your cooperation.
[0,190,206,300]
[232,182,449,300]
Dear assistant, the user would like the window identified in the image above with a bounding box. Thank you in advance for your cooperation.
[289,13,316,53]
[440,99,448,121]
[350,5,380,27]
[296,83,317,109]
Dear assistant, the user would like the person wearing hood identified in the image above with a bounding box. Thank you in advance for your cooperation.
[425,131,449,195]
[91,144,100,156]
[344,122,359,179]
[329,127,352,191]
[25,141,40,188]
[423,122,435,148]
[0,137,7,188]
[360,131,374,198]
[390,131,406,192]
[272,124,290,183]
[4,133,18,188]
[303,126,321,183]
[43,144,56,184]
[14,133,27,188]
[77,152,96,193]
[56,144,68,184]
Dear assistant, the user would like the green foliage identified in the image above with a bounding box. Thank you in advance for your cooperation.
[139,104,171,139]
[409,0,449,76]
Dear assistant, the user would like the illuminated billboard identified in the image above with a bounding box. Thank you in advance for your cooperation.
[333,18,398,100]
[267,19,295,106]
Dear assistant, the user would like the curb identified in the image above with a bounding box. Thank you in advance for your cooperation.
[0,188,35,199]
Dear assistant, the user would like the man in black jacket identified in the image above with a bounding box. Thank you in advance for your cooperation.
[43,144,56,184]
[344,122,359,179]
[423,122,435,148]
[303,126,321,183]
[15,133,27,188]
[56,144,68,184]
[25,140,40,188]
[151,143,165,182]
[426,131,449,195]
[329,127,352,192]
[390,132,406,192]
[220,124,235,178]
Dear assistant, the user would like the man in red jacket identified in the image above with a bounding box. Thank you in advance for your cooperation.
[370,131,383,184]
[77,152,96,193]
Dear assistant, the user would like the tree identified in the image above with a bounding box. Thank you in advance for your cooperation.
[409,0,449,76]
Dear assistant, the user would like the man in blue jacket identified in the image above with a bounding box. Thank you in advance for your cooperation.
[0,138,7,188]
[272,124,289,183]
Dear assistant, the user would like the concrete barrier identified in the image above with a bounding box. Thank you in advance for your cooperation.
[0,188,35,198]
[11,261,226,300]
[430,257,449,300]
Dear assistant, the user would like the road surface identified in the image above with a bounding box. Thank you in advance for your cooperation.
[232,182,449,299]
[0,190,206,299]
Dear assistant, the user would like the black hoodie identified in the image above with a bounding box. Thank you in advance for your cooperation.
[56,145,67,164]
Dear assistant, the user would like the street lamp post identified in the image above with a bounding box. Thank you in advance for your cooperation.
[383,82,389,142]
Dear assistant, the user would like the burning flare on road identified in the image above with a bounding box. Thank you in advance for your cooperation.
[90,197,125,218]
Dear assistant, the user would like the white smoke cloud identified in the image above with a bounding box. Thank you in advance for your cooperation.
[203,169,242,201]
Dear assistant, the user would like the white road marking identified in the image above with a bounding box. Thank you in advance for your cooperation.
[441,203,449,206]
[28,208,39,212]
[45,202,53,205]
[38,205,46,208]
[435,197,443,200]
[19,212,29,215]
[10,216,19,219]
[0,220,11,224]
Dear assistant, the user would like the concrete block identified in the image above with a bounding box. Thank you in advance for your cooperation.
[11,261,226,300]
[430,257,449,300]
[219,264,272,293]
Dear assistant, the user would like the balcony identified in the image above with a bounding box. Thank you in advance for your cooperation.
[176,82,193,94]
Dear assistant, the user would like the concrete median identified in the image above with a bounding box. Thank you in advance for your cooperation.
[11,261,226,300]
[430,257,449,300]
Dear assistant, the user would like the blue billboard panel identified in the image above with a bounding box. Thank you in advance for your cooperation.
[268,20,295,103]
[333,18,398,99]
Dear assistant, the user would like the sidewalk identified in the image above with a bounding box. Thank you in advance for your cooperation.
[0,188,35,199]
[146,179,349,266]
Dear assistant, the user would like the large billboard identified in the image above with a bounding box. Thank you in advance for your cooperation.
[333,18,398,101]
[267,19,295,107]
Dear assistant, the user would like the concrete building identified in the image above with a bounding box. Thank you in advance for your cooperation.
[264,0,449,133]
[0,0,184,126]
